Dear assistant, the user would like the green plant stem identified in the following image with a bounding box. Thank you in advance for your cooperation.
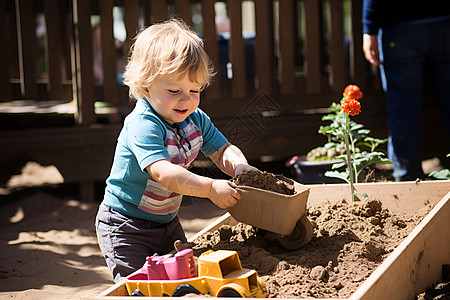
[347,115,359,184]
[344,113,355,202]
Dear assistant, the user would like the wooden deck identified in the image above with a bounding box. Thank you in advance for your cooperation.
[1,0,448,187]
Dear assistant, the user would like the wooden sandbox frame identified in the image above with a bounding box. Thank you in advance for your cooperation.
[100,180,450,300]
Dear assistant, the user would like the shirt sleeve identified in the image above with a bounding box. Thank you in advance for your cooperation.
[191,108,228,157]
[126,114,171,171]
[362,0,387,34]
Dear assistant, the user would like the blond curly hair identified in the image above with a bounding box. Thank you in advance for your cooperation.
[122,19,214,100]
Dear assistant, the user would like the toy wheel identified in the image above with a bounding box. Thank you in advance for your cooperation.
[277,216,313,250]
[130,289,145,296]
[218,288,242,297]
[172,284,201,297]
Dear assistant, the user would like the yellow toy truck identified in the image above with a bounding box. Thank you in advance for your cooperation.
[125,249,268,297]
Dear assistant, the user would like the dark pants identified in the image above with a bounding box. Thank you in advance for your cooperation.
[95,203,187,283]
[380,18,450,181]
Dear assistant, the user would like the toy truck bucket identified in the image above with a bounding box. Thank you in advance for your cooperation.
[198,250,242,279]
[127,248,197,281]
[227,179,310,236]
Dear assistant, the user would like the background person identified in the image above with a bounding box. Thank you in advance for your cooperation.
[362,0,450,181]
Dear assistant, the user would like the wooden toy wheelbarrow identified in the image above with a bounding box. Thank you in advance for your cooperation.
[227,177,313,250]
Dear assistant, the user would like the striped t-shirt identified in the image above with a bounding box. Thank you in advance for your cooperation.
[103,98,227,223]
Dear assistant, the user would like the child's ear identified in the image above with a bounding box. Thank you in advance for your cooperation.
[140,87,150,98]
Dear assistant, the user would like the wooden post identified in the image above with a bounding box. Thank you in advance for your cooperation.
[80,181,95,202]
[278,0,295,94]
[15,0,38,98]
[201,0,221,99]
[304,0,322,93]
[99,0,119,105]
[124,0,139,46]
[175,0,191,26]
[150,0,167,23]
[349,0,366,86]
[72,0,96,124]
[329,0,346,91]
[0,0,11,100]
[44,0,65,99]
[254,0,273,94]
[228,0,247,98]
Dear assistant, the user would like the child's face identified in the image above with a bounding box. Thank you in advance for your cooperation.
[144,75,203,124]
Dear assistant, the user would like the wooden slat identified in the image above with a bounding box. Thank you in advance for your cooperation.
[60,1,72,85]
[201,0,220,99]
[349,0,365,86]
[100,279,129,297]
[254,0,273,93]
[72,0,96,124]
[124,0,140,47]
[188,212,239,242]
[307,181,450,213]
[150,0,167,23]
[174,0,191,26]
[304,0,322,93]
[278,0,296,94]
[0,124,122,152]
[99,0,119,104]
[329,0,346,91]
[15,0,38,98]
[140,0,151,26]
[0,0,11,100]
[9,0,20,80]
[228,0,247,98]
[44,0,65,99]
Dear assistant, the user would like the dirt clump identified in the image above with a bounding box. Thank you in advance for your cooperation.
[231,170,295,195]
[190,199,431,298]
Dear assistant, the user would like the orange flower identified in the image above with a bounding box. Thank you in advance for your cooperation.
[340,98,361,116]
[343,85,363,100]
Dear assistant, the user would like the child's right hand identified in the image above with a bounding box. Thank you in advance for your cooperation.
[208,179,241,209]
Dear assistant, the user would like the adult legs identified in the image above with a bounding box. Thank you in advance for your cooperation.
[380,24,426,181]
[427,19,450,135]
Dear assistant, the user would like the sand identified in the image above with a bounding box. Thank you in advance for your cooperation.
[0,163,226,299]
[0,161,443,299]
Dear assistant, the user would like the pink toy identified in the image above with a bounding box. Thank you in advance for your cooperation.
[127,248,196,281]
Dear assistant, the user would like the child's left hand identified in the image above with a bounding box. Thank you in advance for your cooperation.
[235,164,258,176]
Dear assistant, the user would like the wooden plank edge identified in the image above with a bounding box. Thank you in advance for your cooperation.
[306,180,450,213]
[99,182,450,298]
[98,278,128,298]
[351,191,450,300]
[187,212,239,243]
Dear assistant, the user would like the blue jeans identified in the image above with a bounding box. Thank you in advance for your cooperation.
[95,203,187,283]
[379,18,450,181]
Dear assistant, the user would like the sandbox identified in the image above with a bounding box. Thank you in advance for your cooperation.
[100,180,450,299]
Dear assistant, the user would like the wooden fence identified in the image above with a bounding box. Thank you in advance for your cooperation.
[0,0,447,188]
[1,0,375,113]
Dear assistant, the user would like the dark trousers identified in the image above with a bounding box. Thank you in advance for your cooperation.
[95,203,187,283]
[380,18,450,181]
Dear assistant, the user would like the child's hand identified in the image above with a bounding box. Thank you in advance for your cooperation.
[208,179,241,209]
[235,163,258,176]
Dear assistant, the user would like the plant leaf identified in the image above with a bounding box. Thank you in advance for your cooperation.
[428,169,450,180]
[353,152,391,173]
[331,161,347,169]
[324,170,350,183]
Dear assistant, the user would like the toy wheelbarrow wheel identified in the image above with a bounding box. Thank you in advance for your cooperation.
[275,216,313,251]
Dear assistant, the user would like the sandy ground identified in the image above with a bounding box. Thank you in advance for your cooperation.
[0,162,225,299]
[0,159,444,299]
